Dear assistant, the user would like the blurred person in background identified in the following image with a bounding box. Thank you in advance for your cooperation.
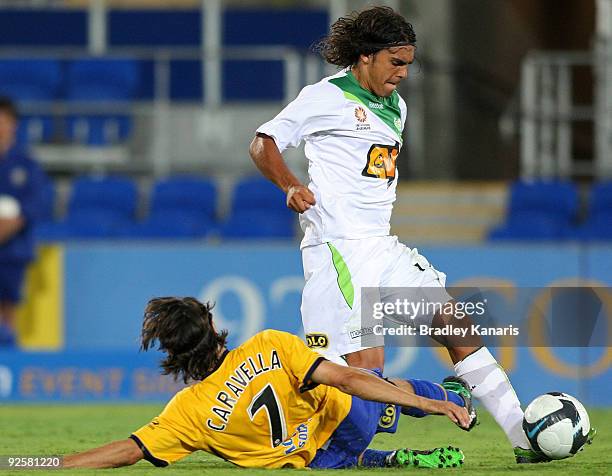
[0,96,47,348]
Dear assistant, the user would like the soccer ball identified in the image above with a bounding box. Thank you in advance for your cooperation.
[0,194,20,219]
[523,392,590,459]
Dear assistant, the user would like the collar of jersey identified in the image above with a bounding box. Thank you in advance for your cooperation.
[202,348,230,380]
[328,70,403,142]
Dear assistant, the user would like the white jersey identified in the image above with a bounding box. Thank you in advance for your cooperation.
[257,69,407,248]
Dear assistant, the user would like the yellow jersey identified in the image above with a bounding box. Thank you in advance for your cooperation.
[131,330,352,468]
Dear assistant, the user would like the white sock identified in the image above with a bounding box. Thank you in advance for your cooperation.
[455,347,530,449]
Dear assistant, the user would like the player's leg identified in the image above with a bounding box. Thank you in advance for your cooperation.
[308,396,382,469]
[301,238,386,367]
[389,376,477,429]
[0,302,17,347]
[309,390,464,469]
[382,244,531,454]
[0,263,24,347]
[360,447,464,468]
[432,305,531,454]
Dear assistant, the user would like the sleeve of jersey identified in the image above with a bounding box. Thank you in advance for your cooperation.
[266,330,326,393]
[130,417,196,467]
[256,83,345,152]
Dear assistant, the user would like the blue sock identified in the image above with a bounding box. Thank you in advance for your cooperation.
[401,379,464,418]
[359,449,394,467]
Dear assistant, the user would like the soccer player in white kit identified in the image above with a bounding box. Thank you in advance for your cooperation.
[250,6,540,463]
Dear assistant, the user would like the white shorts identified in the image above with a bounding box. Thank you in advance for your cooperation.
[300,235,449,360]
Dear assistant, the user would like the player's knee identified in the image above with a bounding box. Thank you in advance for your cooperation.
[124,440,145,466]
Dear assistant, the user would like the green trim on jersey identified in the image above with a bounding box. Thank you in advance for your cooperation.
[327,243,354,309]
[329,71,403,141]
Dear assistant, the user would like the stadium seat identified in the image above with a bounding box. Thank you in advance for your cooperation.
[124,176,217,239]
[65,59,138,145]
[220,177,295,239]
[33,178,68,241]
[66,59,139,101]
[66,115,132,146]
[16,115,54,145]
[489,180,578,241]
[61,175,138,238]
[573,182,612,241]
[0,59,61,101]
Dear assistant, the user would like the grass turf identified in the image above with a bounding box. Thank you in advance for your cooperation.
[0,404,608,475]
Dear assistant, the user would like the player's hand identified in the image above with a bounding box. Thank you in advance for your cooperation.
[286,185,316,213]
[427,400,471,429]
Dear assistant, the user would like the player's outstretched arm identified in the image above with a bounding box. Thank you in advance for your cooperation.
[249,133,315,213]
[63,438,143,469]
[311,360,470,429]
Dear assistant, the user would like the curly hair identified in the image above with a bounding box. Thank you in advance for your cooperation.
[0,96,18,120]
[141,297,228,383]
[315,6,416,68]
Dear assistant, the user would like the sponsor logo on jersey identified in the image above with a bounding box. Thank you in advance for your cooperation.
[362,142,400,186]
[378,403,398,429]
[281,422,310,455]
[10,167,28,187]
[354,106,368,123]
[369,101,384,110]
[306,333,329,349]
[349,327,374,339]
[394,117,402,131]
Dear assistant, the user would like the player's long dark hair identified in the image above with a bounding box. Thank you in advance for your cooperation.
[314,6,416,68]
[141,297,228,383]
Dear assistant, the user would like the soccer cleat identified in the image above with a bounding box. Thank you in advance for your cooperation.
[586,427,597,446]
[513,447,551,464]
[514,427,596,463]
[442,376,478,431]
[389,446,464,468]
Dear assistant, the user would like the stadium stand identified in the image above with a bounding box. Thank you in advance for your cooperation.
[65,115,132,146]
[489,180,578,240]
[66,59,139,102]
[124,176,217,239]
[0,59,62,101]
[220,177,295,239]
[65,59,139,146]
[16,115,54,146]
[574,181,612,240]
[58,175,138,238]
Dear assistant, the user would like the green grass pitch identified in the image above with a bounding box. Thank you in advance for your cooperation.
[0,405,608,475]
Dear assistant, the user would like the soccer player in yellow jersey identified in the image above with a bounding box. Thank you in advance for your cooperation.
[64,297,474,469]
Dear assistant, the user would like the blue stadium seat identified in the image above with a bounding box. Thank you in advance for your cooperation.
[33,178,66,241]
[489,180,578,241]
[61,175,138,238]
[489,211,572,240]
[66,59,139,101]
[16,115,54,145]
[221,177,295,239]
[124,176,217,239]
[66,115,131,146]
[0,59,61,101]
[65,59,138,145]
[573,182,612,241]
